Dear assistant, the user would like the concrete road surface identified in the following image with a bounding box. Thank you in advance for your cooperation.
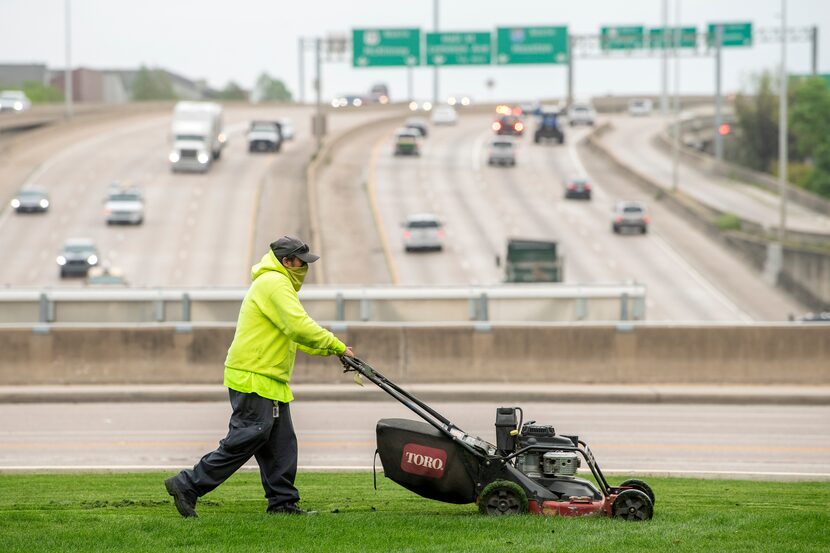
[1,400,827,480]
[362,113,801,319]
[599,114,830,236]
[0,106,393,288]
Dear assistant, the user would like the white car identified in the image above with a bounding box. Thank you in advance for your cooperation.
[403,214,444,252]
[628,99,653,116]
[105,186,144,225]
[568,102,596,126]
[0,90,31,112]
[431,105,457,125]
[487,138,517,167]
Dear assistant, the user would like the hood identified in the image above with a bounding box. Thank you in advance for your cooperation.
[252,250,299,289]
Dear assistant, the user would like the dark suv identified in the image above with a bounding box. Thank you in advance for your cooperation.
[534,112,564,144]
[57,238,99,278]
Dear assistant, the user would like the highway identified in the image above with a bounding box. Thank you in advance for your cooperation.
[0,105,396,288]
[0,105,808,321]
[599,114,830,236]
[1,400,827,480]
[363,112,802,320]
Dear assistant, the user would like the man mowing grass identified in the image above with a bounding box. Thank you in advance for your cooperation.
[164,236,354,517]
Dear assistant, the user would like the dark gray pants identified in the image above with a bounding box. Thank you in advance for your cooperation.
[173,389,299,509]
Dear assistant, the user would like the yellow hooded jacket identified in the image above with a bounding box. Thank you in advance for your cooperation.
[223,250,346,402]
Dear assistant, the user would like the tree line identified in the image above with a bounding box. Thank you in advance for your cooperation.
[735,73,830,198]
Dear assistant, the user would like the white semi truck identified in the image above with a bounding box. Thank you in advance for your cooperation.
[168,102,226,173]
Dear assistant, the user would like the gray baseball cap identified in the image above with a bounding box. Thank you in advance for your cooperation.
[269,236,320,264]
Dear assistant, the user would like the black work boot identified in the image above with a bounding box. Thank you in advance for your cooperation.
[267,504,318,516]
[164,476,198,518]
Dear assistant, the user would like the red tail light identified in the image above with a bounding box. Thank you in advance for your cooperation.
[567,183,576,190]
[584,183,591,189]
[515,122,524,132]
[615,216,623,223]
[492,122,501,131]
[437,229,445,238]
[403,231,411,239]
[642,215,650,224]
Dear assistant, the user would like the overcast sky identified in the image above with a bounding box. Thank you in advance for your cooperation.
[1,0,828,102]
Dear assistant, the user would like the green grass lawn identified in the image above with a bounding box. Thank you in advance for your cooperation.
[0,472,828,552]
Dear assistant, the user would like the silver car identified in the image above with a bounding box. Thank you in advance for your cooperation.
[487,138,517,167]
[612,201,649,234]
[403,214,444,252]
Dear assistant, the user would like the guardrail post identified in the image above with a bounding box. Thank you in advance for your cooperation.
[478,292,489,321]
[620,293,629,321]
[39,293,50,323]
[360,298,371,322]
[182,293,191,322]
[335,293,345,321]
[154,297,165,322]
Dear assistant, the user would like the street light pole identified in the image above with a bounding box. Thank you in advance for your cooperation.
[661,0,669,115]
[778,0,788,243]
[671,0,681,192]
[433,0,440,105]
[298,38,305,104]
[64,0,73,119]
[714,24,724,163]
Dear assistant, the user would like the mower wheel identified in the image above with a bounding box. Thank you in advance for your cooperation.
[612,489,653,521]
[620,479,655,505]
[478,480,528,516]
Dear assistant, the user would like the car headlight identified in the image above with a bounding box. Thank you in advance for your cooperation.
[447,97,456,106]
[169,151,180,163]
[461,97,471,106]
[10,199,20,209]
[218,132,227,144]
[353,98,362,107]
[87,254,98,265]
[409,101,418,111]
[56,256,67,266]
[197,152,210,164]
[13,102,23,111]
[40,199,49,208]
[423,102,432,111]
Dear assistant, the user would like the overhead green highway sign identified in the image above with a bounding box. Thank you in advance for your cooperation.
[496,26,569,65]
[707,22,753,47]
[600,26,645,50]
[648,27,697,49]
[426,32,492,66]
[353,28,421,67]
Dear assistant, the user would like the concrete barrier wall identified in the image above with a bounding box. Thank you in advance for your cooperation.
[2,324,828,386]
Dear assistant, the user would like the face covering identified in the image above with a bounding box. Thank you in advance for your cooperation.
[284,264,308,291]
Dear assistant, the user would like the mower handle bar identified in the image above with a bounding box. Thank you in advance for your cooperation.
[340,356,482,455]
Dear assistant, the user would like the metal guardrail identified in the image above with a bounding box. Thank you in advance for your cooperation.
[0,284,646,324]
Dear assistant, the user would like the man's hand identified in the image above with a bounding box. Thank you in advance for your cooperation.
[342,346,355,358]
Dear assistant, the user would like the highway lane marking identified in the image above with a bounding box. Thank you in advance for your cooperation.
[650,233,753,322]
[366,134,400,285]
[2,440,828,454]
[1,465,827,479]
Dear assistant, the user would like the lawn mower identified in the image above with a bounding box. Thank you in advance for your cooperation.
[340,356,654,520]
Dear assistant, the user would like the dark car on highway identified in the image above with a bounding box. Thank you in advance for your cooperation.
[404,117,429,138]
[534,112,564,144]
[57,238,99,278]
[564,178,591,200]
[492,115,524,136]
[10,188,50,213]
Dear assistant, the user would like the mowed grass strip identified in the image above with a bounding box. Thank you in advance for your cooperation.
[0,472,827,553]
